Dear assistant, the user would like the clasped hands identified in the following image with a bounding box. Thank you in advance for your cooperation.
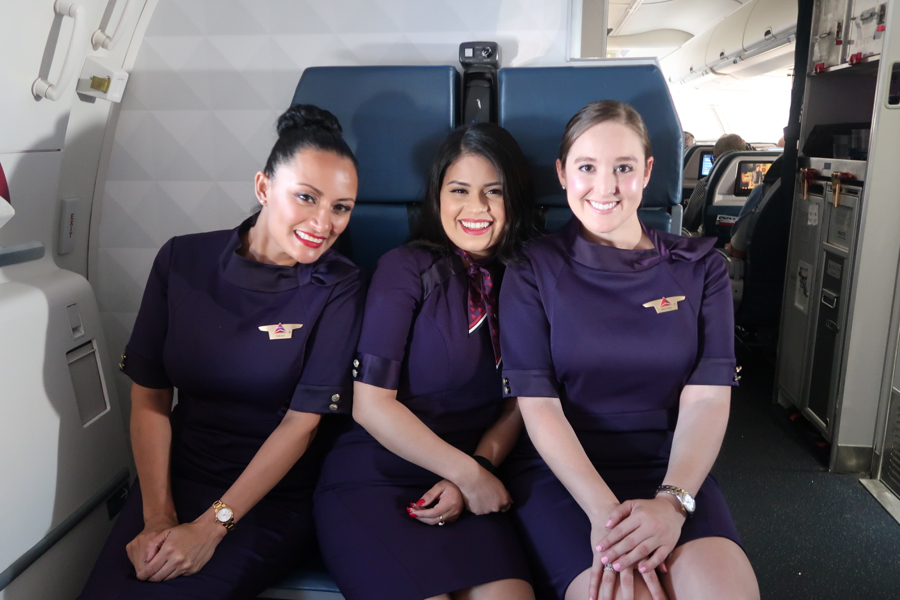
[588,495,686,600]
[126,510,227,582]
[407,466,512,526]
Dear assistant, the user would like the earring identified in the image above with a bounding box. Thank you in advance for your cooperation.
[561,185,566,190]
[643,183,648,189]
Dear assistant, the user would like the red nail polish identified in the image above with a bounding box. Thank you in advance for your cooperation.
[416,499,426,506]
[408,512,417,518]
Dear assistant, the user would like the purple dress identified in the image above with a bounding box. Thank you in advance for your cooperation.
[79,215,364,600]
[500,218,742,599]
[314,245,531,600]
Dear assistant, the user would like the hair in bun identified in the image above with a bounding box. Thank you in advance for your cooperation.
[276,104,343,138]
[264,103,358,177]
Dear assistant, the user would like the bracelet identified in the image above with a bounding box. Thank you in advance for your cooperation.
[472,455,497,475]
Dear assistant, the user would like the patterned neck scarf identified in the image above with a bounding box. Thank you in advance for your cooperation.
[455,248,501,367]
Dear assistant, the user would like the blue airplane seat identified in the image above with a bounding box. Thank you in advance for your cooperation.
[497,62,683,234]
[291,65,458,273]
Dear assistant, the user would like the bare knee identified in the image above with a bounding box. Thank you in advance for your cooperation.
[664,538,759,600]
[454,579,534,600]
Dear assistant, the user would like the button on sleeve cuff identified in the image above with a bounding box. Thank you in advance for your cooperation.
[120,346,172,389]
[686,357,739,387]
[290,383,350,414]
[354,352,402,391]
[502,369,560,398]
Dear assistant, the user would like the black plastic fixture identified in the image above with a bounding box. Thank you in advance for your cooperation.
[459,41,499,124]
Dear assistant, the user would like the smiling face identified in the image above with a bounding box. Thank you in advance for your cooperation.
[249,148,357,265]
[557,120,653,249]
[439,153,506,259]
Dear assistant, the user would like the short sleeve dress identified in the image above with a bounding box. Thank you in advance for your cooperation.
[499,218,743,599]
[79,214,364,600]
[314,245,531,600]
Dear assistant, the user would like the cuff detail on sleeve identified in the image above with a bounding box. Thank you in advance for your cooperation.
[502,369,560,398]
[354,352,402,391]
[686,357,739,387]
[121,346,172,389]
[290,383,351,414]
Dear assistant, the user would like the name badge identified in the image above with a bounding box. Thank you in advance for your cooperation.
[642,296,686,314]
[258,323,302,340]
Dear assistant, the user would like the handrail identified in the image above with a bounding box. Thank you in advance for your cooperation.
[92,0,141,51]
[32,0,88,101]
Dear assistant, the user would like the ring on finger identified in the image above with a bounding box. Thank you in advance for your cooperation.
[603,563,616,572]
[500,504,511,513]
[438,514,445,526]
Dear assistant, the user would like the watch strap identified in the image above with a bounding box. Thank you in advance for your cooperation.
[655,485,695,517]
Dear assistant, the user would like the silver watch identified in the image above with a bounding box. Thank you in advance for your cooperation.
[655,485,695,517]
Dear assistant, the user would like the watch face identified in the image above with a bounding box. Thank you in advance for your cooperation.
[683,494,696,513]
[216,507,233,522]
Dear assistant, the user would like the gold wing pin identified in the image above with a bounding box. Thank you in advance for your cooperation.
[258,323,303,340]
[642,296,686,314]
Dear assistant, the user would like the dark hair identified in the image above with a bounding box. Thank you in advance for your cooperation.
[263,104,358,177]
[559,100,653,166]
[411,123,536,264]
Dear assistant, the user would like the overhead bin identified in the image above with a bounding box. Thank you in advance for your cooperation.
[744,0,799,52]
[662,0,798,86]
[705,1,757,70]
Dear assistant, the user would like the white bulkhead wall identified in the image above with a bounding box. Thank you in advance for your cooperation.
[90,0,575,424]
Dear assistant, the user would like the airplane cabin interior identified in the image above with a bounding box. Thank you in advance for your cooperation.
[2,1,900,598]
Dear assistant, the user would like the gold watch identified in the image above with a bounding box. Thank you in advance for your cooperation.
[212,499,235,531]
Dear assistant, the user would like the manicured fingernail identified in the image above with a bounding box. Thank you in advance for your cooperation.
[416,499,426,506]
[639,566,647,573]
[613,563,621,571]
[596,544,603,552]
[601,556,609,564]
[408,512,417,518]
[605,519,612,527]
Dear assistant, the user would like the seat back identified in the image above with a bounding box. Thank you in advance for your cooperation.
[683,144,714,201]
[701,150,781,245]
[291,66,458,273]
[737,178,790,326]
[497,61,683,234]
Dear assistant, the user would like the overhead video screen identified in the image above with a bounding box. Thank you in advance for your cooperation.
[734,161,772,196]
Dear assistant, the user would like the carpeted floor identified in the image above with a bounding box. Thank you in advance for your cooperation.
[714,346,900,600]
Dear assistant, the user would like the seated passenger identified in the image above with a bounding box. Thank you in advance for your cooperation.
[726,155,783,260]
[682,133,748,232]
[683,131,695,152]
[500,100,760,600]
[78,105,364,599]
[314,123,537,600]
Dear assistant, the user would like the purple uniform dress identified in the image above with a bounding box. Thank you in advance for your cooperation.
[500,218,743,600]
[79,215,364,600]
[314,245,531,600]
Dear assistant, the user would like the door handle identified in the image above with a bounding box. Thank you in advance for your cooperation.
[825,320,840,332]
[33,0,88,101]
[92,0,142,50]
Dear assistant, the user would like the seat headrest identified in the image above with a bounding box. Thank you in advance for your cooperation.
[292,66,458,204]
[497,63,683,209]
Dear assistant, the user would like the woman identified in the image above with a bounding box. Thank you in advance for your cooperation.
[314,123,537,600]
[500,101,760,600]
[79,104,364,599]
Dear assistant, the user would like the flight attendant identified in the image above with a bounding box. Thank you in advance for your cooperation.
[78,104,364,599]
[314,123,537,600]
[500,101,760,600]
